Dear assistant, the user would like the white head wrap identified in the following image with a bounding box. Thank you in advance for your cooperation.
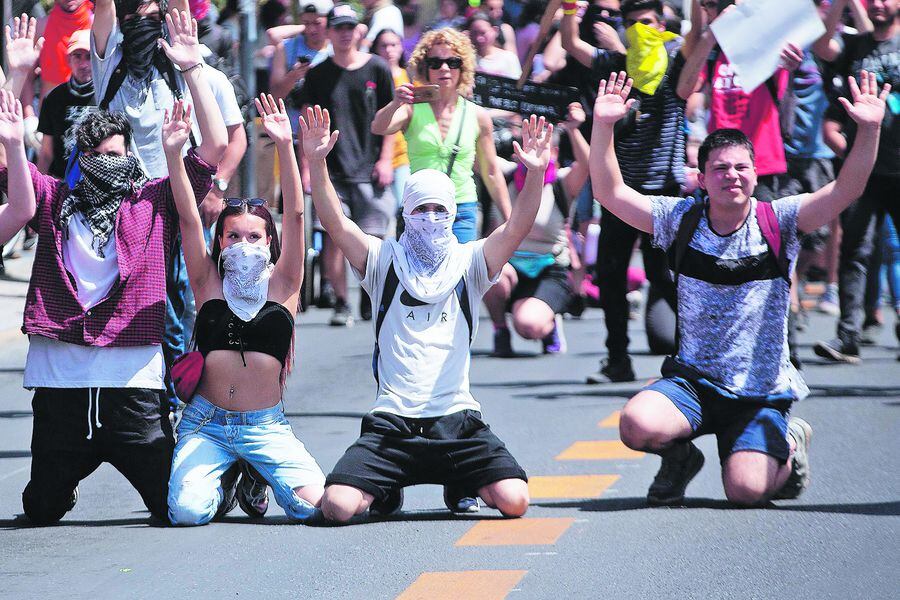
[386,169,472,303]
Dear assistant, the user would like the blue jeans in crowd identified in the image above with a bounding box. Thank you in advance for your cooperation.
[453,202,479,243]
[168,396,326,526]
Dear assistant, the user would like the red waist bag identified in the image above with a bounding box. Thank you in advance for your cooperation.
[171,351,204,401]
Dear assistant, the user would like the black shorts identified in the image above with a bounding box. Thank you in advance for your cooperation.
[325,410,527,503]
[509,264,572,314]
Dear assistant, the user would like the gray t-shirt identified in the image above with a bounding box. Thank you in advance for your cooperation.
[651,195,809,400]
[91,22,244,178]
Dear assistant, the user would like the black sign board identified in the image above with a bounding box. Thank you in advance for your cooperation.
[471,73,580,122]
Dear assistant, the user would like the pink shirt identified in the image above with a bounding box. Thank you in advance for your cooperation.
[700,55,789,177]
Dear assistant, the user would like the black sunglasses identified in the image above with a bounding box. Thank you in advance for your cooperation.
[425,56,463,70]
[225,197,267,208]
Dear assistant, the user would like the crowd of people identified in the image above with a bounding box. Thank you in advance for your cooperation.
[0,0,895,524]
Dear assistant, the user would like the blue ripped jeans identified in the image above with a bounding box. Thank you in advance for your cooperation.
[167,396,325,525]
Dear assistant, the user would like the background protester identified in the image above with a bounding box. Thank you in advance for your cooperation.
[37,0,94,99]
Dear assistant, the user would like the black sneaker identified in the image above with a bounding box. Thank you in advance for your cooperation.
[566,294,586,318]
[316,281,337,309]
[586,356,635,383]
[774,417,812,500]
[237,462,269,518]
[370,488,403,517]
[443,486,480,514]
[813,338,861,364]
[66,487,78,513]
[359,291,373,321]
[214,464,241,520]
[860,319,883,346]
[647,441,705,506]
[493,327,514,357]
[329,299,354,327]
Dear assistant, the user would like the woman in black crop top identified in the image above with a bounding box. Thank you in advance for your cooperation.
[162,94,325,525]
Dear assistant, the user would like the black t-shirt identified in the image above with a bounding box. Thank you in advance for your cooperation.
[295,55,394,182]
[37,81,96,178]
[825,31,900,177]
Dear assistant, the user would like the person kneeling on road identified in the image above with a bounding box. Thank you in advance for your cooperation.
[303,106,553,522]
[589,70,889,507]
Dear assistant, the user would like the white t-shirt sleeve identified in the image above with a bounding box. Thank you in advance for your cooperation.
[467,240,501,298]
[90,21,123,105]
[206,67,244,126]
[651,195,695,251]
[354,236,385,297]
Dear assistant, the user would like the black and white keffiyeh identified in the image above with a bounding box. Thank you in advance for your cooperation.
[59,153,147,257]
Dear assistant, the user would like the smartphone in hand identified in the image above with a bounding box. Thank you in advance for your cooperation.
[411,85,440,103]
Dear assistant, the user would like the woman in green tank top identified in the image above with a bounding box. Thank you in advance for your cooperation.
[371,27,512,243]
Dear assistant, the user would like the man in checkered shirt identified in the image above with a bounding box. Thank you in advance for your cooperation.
[0,8,227,525]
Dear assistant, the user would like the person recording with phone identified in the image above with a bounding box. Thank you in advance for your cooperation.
[371,27,513,244]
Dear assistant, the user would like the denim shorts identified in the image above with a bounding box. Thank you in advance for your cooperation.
[645,376,792,463]
[168,395,325,525]
[452,202,479,243]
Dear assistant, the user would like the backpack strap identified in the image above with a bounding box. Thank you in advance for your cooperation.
[754,200,791,283]
[671,200,706,278]
[99,57,128,110]
[372,262,401,382]
[454,276,474,346]
[445,100,468,177]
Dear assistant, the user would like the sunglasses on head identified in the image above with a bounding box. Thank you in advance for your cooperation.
[225,197,267,208]
[425,56,463,70]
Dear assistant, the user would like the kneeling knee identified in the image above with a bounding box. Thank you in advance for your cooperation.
[513,318,552,341]
[724,481,772,507]
[496,494,529,518]
[619,410,657,451]
[168,491,217,526]
[320,493,356,523]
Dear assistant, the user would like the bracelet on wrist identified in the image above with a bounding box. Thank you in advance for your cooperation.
[178,61,204,74]
[562,1,577,10]
[563,8,577,15]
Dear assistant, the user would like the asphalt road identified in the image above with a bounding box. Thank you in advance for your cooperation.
[0,253,898,600]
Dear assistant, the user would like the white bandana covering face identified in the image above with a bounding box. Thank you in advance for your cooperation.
[220,241,274,321]
[388,169,472,303]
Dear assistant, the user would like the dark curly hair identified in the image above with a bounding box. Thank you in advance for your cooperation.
[75,111,134,153]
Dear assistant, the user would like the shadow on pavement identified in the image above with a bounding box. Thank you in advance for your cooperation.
[807,384,900,397]
[532,497,900,516]
[302,509,511,528]
[0,450,30,458]
[0,410,31,418]
[283,411,366,419]
[472,379,586,389]
[514,387,641,400]
[0,514,167,530]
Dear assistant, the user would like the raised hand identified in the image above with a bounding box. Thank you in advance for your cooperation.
[159,9,202,71]
[513,114,553,172]
[0,90,25,147]
[255,94,293,146]
[779,42,803,72]
[839,70,891,129]
[593,71,635,125]
[162,100,193,154]
[4,14,44,74]
[394,83,415,105]
[562,101,586,131]
[298,105,339,162]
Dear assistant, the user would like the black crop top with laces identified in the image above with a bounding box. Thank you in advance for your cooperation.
[195,299,294,366]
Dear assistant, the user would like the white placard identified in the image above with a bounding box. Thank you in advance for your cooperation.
[709,0,825,92]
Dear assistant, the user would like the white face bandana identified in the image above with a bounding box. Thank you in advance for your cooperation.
[220,241,274,321]
[387,169,473,303]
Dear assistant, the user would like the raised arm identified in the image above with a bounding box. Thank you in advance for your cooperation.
[300,106,371,274]
[371,83,414,135]
[0,90,36,244]
[92,0,115,59]
[560,6,598,69]
[476,109,512,221]
[257,95,306,297]
[163,100,218,301]
[677,27,716,100]
[798,71,889,232]
[813,0,847,62]
[589,72,653,232]
[484,115,552,279]
[159,9,228,165]
[560,102,590,199]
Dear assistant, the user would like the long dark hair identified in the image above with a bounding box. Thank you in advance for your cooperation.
[210,201,282,277]
[371,28,407,68]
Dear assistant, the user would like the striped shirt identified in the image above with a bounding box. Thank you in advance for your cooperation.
[593,45,687,192]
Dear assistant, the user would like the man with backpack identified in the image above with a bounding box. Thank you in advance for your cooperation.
[590,70,889,506]
[301,108,553,522]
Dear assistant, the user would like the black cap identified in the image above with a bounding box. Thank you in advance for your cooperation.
[327,3,359,27]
